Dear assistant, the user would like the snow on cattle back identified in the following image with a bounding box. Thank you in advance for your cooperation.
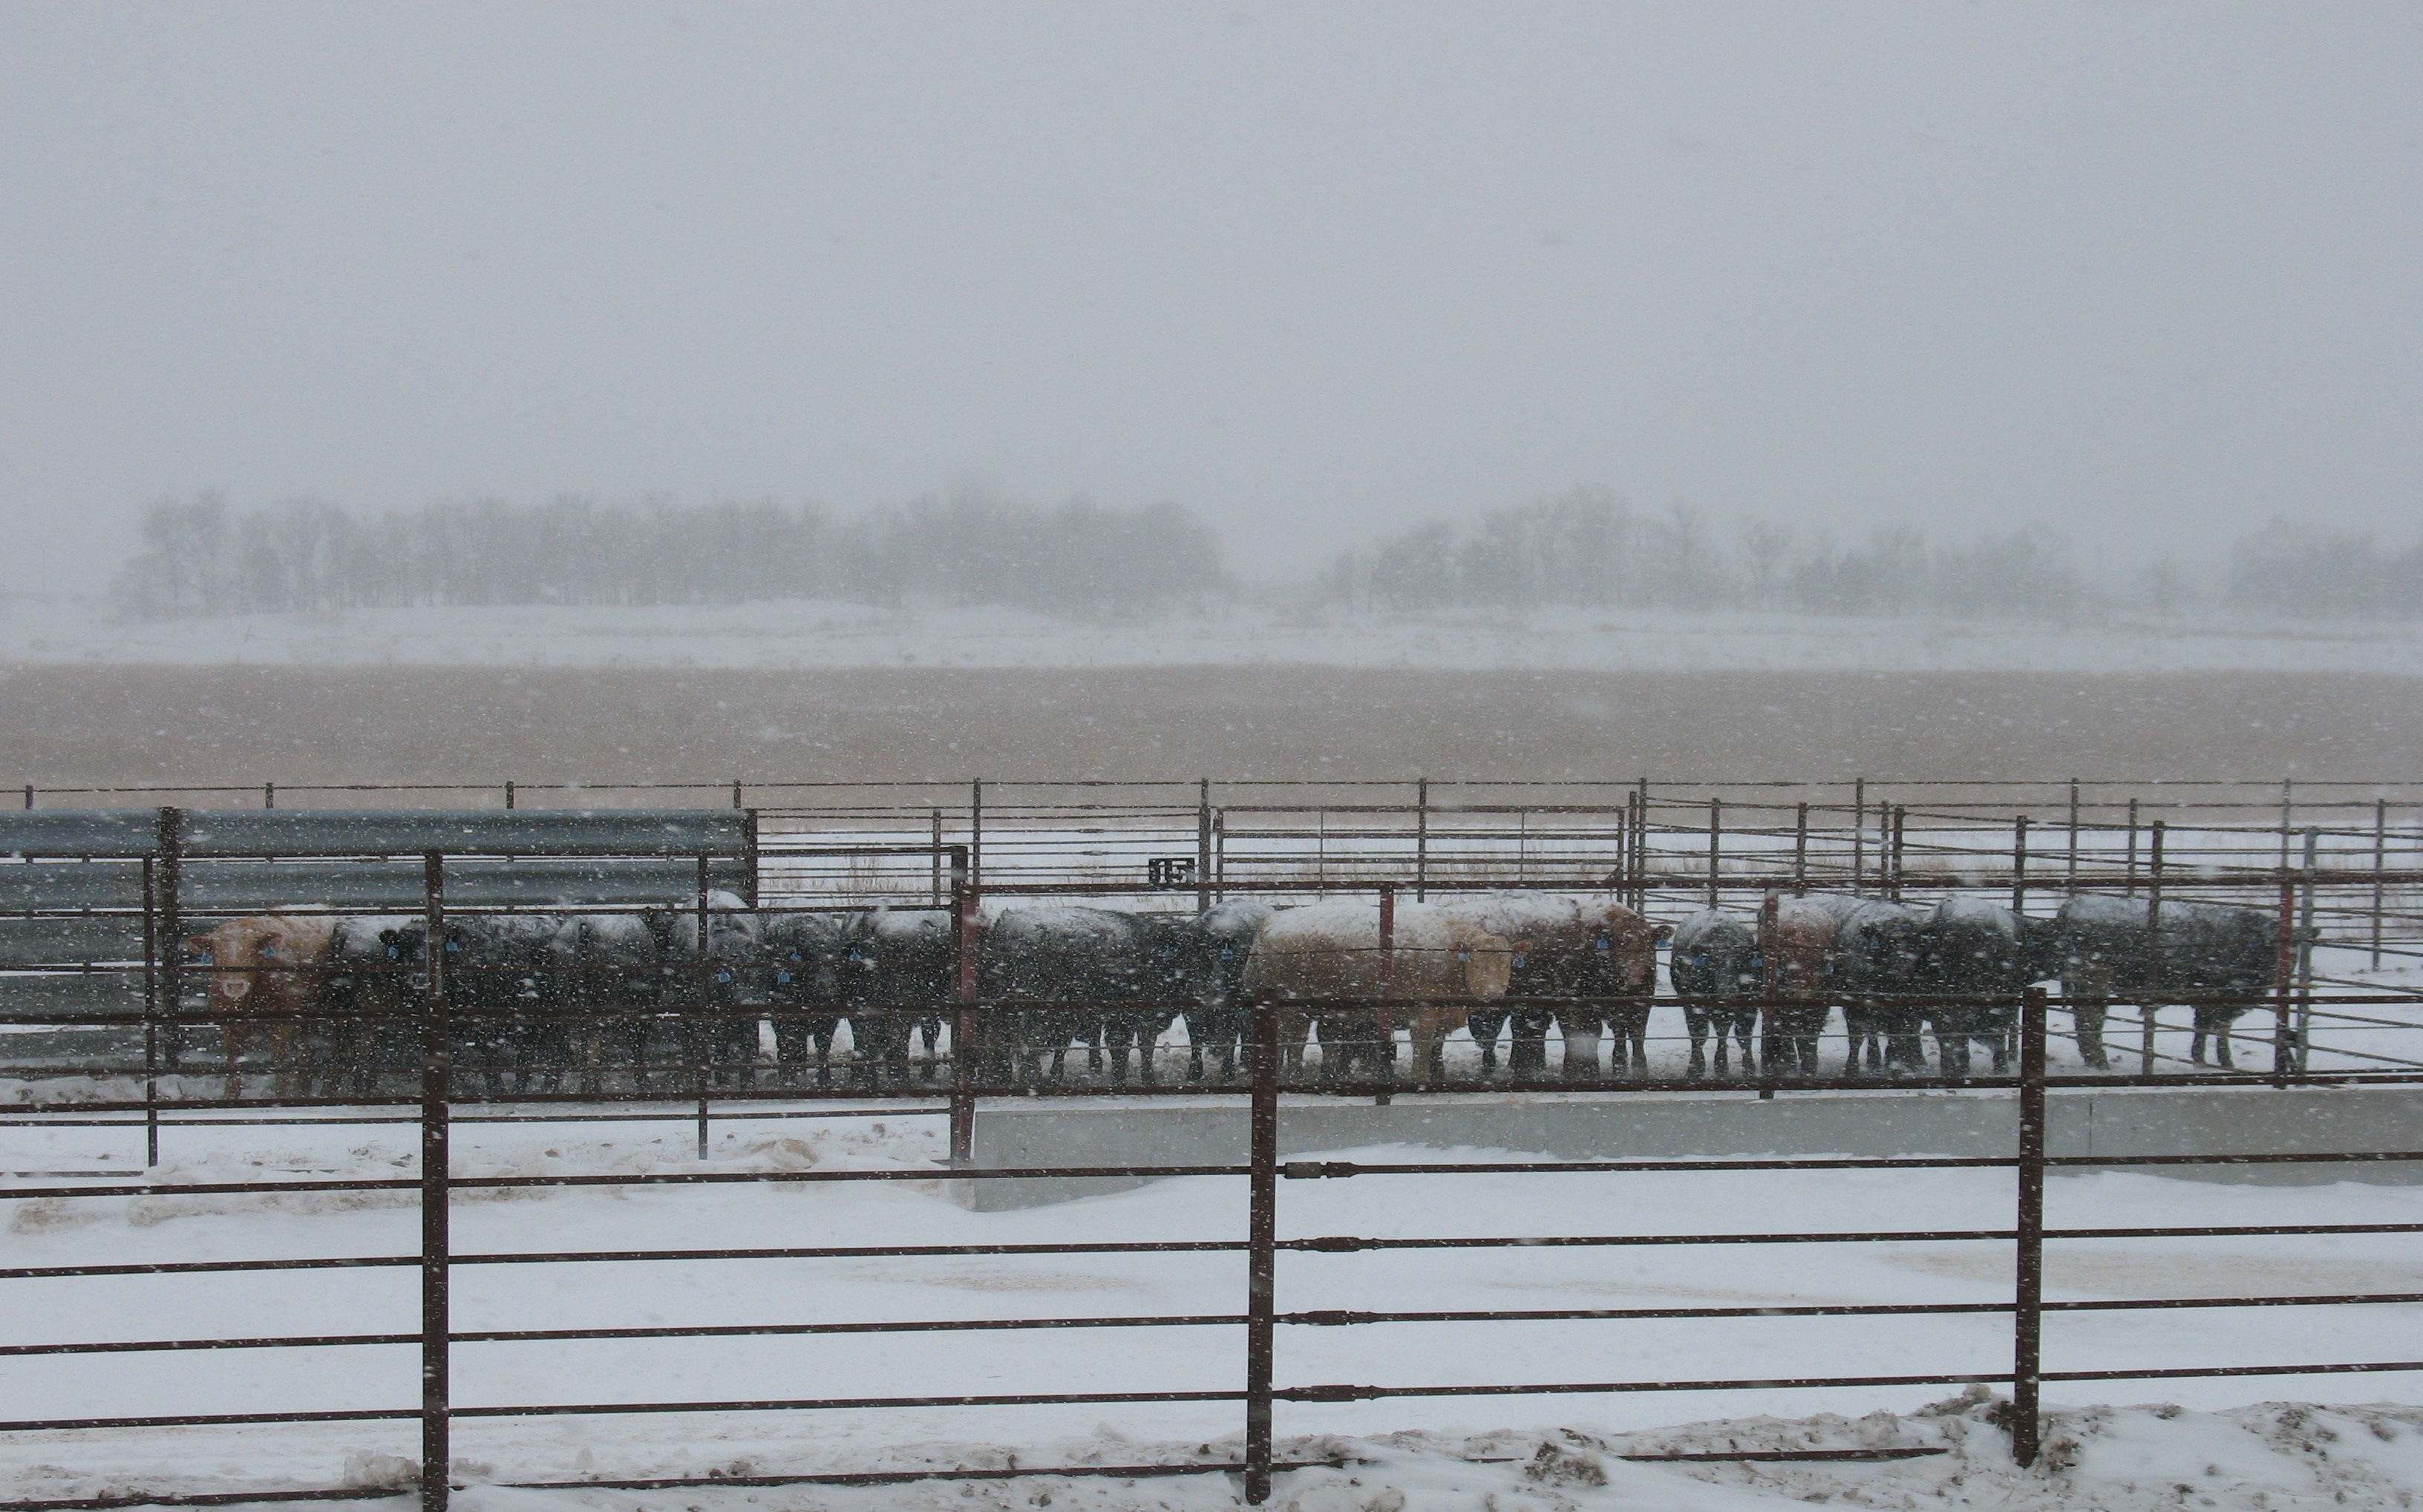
[1445,890,1589,940]
[988,903,1140,943]
[1255,898,1501,955]
[1935,894,2021,937]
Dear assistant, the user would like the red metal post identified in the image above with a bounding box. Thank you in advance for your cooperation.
[1381,882,1402,1092]
[2011,985,2046,1467]
[1244,992,1279,1503]
[951,851,978,1168]
[420,851,451,1512]
[2275,880,2297,1085]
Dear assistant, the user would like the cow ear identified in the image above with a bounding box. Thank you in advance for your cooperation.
[1652,924,1675,944]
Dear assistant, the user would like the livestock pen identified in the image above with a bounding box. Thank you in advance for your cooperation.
[1,784,2421,1511]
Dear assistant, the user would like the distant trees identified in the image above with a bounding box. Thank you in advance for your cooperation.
[1319,490,2096,621]
[2228,521,2423,618]
[111,492,1230,621]
[108,487,2421,623]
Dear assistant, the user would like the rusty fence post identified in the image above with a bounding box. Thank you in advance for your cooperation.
[1890,805,1907,900]
[2296,828,2318,1074]
[2275,879,2298,1084]
[2373,799,2387,970]
[2012,985,2047,1467]
[1244,992,1279,1505]
[420,851,451,1512]
[157,808,184,1075]
[1198,778,1214,915]
[1793,802,1808,896]
[141,854,159,1168]
[2124,798,2139,895]
[2066,779,2079,893]
[951,851,978,1169]
[931,808,944,906]
[1851,777,1866,894]
[2143,822,2165,1076]
[2011,814,2030,915]
[970,778,984,892]
[1375,882,1396,1104]
[695,854,710,1159]
[1706,798,1721,909]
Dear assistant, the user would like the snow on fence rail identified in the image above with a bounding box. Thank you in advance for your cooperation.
[0,804,2421,1509]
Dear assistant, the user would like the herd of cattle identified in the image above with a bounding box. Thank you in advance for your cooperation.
[178,886,2282,1099]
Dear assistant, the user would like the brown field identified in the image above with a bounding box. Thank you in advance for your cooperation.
[0,665,2413,801]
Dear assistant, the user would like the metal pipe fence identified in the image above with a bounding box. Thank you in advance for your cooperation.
[1,802,2421,1509]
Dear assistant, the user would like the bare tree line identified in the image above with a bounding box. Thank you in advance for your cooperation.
[110,487,2420,622]
[111,492,1227,621]
[1318,489,2423,621]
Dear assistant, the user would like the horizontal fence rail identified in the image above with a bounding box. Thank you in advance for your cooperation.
[0,794,2419,1510]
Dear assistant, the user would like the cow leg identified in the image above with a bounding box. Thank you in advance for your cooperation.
[1683,1004,1710,1078]
[1465,1007,1504,1074]
[2066,984,2110,1070]
[1508,1010,1549,1077]
[2211,1010,2236,1070]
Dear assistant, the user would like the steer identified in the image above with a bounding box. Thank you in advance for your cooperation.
[653,893,768,1090]
[2051,894,2275,1070]
[1180,898,1276,1083]
[1668,909,1760,1078]
[764,911,850,1087]
[1758,895,1839,1077]
[981,906,1169,1083]
[844,907,958,1084]
[547,912,664,1093]
[319,915,422,1098]
[1240,901,1512,1085]
[1919,897,2049,1077]
[1443,894,1660,1079]
[1805,895,1930,1074]
[185,913,339,1100]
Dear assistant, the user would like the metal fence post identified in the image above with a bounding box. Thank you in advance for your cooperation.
[2124,798,2139,895]
[264,781,275,811]
[970,779,984,891]
[1198,779,1214,915]
[1376,882,1396,1103]
[1244,992,1279,1505]
[504,780,515,811]
[1706,798,1721,909]
[2144,822,2165,1076]
[2275,880,2297,1085]
[2012,985,2047,1467]
[2296,828,2318,1074]
[1414,778,1428,903]
[1635,778,1651,906]
[1851,778,1866,894]
[1793,802,1808,897]
[141,854,159,1168]
[157,808,184,1075]
[2373,799,2387,970]
[1890,805,1906,900]
[931,808,944,906]
[695,854,710,1159]
[420,851,451,1512]
[951,852,978,1168]
[2066,779,2079,893]
[2011,815,2030,914]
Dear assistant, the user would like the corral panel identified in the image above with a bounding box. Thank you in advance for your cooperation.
[178,808,750,857]
[0,917,148,967]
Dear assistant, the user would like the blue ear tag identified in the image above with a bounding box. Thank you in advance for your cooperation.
[776,971,792,984]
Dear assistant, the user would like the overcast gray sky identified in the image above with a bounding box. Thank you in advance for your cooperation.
[2,1,2416,592]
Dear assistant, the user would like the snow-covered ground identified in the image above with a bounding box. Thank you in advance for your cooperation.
[3,595,2419,672]
[4,1110,2421,1508]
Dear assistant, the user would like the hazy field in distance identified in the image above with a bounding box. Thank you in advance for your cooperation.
[0,666,2413,796]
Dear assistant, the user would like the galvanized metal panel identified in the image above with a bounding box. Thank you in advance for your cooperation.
[0,918,148,968]
[178,857,748,910]
[0,972,147,1021]
[0,811,161,859]
[0,862,148,912]
[180,809,748,857]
